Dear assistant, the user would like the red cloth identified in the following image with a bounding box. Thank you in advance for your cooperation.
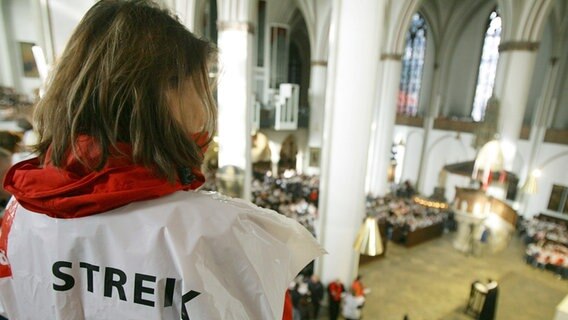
[3,136,204,218]
[282,290,293,320]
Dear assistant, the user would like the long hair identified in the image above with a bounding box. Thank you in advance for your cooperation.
[34,0,217,182]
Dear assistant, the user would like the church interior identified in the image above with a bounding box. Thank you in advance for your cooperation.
[1,0,567,319]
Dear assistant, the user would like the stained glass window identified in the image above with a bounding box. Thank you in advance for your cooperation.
[472,10,502,121]
[397,13,427,116]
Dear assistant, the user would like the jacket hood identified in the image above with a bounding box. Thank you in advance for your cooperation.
[3,137,204,218]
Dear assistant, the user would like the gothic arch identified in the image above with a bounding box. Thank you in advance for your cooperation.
[497,0,553,43]
[386,0,424,55]
[295,0,331,61]
[418,0,497,117]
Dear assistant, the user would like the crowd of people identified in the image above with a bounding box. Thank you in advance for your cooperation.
[521,217,568,246]
[287,275,368,320]
[525,241,568,277]
[251,172,319,236]
[203,169,320,237]
[366,195,449,233]
[521,216,568,279]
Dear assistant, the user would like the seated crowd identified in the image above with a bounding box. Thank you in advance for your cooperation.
[521,216,568,279]
[366,195,449,233]
[250,172,319,237]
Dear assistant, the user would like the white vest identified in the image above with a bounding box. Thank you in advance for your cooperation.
[0,191,324,319]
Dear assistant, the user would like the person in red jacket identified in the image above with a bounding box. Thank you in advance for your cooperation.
[0,1,323,319]
[328,278,345,320]
[351,275,365,297]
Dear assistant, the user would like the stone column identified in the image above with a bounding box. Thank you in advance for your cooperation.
[366,55,402,196]
[494,44,539,170]
[0,3,15,87]
[216,0,255,200]
[494,0,554,170]
[524,56,561,180]
[317,0,384,285]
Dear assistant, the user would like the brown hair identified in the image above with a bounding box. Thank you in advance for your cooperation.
[34,0,217,182]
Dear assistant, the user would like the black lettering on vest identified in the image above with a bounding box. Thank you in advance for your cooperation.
[134,273,156,307]
[53,261,75,291]
[104,267,127,301]
[79,262,100,293]
[164,278,176,307]
[181,290,201,320]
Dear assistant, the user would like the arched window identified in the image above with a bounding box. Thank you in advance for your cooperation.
[397,13,427,116]
[471,10,502,122]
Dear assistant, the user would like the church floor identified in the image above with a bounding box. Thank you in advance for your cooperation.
[349,232,568,320]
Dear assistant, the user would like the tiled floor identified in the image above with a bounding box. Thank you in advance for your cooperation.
[350,232,568,320]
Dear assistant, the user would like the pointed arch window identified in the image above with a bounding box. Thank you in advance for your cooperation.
[397,13,427,116]
[471,10,502,122]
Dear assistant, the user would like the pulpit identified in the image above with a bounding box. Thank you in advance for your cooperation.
[453,187,517,255]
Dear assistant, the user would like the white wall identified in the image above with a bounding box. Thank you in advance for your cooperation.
[394,125,478,202]
[522,141,568,217]
[419,129,477,198]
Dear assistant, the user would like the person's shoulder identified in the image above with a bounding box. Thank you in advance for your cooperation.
[171,190,265,209]
[162,190,285,220]
[138,189,324,257]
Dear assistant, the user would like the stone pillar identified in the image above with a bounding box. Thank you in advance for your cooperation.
[494,45,539,170]
[0,2,15,87]
[216,0,255,200]
[494,0,554,170]
[317,0,384,285]
[524,56,560,181]
[366,55,402,196]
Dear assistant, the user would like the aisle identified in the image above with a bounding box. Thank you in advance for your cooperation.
[356,232,568,320]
